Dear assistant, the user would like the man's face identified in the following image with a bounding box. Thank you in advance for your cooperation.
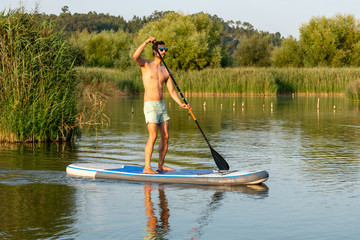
[155,44,167,59]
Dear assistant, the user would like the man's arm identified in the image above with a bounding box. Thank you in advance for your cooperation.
[166,77,188,108]
[132,36,155,67]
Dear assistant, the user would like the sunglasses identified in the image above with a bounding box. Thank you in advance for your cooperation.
[159,47,168,52]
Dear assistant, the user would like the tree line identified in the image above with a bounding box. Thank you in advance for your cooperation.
[38,8,281,70]
[38,8,360,70]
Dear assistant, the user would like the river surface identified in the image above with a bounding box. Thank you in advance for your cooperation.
[0,95,359,239]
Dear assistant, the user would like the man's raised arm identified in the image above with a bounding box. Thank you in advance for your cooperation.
[132,36,156,67]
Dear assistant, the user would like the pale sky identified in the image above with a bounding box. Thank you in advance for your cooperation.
[2,0,360,38]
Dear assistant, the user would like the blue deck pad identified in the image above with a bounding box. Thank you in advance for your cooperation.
[105,165,214,175]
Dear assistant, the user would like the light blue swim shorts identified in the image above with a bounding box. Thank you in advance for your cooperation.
[143,100,170,124]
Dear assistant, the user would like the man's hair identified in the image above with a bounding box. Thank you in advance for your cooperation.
[152,41,165,51]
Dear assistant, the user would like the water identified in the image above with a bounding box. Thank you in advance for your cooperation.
[0,95,359,239]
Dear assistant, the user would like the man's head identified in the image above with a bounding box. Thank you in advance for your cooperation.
[152,41,167,58]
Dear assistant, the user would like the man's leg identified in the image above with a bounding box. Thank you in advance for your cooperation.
[144,123,158,174]
[158,120,174,171]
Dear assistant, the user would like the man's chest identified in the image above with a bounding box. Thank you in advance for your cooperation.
[143,66,169,82]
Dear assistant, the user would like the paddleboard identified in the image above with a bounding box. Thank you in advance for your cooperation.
[66,163,269,185]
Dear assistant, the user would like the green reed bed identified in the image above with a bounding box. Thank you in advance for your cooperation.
[76,66,360,98]
[77,67,144,95]
[0,10,79,142]
[345,79,360,101]
[175,67,360,95]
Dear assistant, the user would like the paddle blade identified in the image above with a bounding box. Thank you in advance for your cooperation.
[211,147,230,170]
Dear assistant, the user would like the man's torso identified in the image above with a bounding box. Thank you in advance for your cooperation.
[141,61,169,102]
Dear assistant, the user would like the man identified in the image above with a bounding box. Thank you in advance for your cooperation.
[133,36,188,174]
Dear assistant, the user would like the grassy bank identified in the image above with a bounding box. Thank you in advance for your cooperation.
[77,67,360,97]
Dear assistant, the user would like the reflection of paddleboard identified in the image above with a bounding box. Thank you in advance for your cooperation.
[66,163,269,185]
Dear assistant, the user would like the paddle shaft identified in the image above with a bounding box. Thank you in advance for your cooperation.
[153,45,212,148]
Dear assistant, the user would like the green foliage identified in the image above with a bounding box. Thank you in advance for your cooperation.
[300,14,360,67]
[133,12,223,70]
[234,32,273,67]
[271,36,303,67]
[272,14,360,68]
[350,41,360,66]
[38,10,171,35]
[30,7,360,70]
[71,30,132,69]
[39,12,127,34]
[0,10,79,142]
[36,9,284,69]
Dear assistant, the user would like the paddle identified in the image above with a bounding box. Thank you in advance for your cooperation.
[153,43,230,171]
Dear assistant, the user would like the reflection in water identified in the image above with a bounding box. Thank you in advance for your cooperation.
[187,184,269,239]
[0,142,78,239]
[176,183,269,198]
[0,142,77,172]
[142,183,269,240]
[0,184,76,240]
[144,183,170,240]
[188,191,224,240]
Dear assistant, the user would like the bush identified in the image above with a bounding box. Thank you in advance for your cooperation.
[234,32,273,67]
[71,29,132,69]
[271,36,303,67]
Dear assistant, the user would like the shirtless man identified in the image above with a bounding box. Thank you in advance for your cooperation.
[133,36,188,174]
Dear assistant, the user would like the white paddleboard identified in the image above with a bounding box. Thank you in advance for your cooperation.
[66,163,269,185]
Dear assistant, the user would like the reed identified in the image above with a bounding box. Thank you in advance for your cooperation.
[76,67,144,94]
[345,79,360,101]
[78,66,360,96]
[0,10,79,142]
[175,67,360,94]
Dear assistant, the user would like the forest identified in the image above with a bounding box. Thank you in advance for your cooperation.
[37,7,360,70]
[38,8,281,69]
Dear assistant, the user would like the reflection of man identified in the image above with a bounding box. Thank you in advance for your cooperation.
[144,183,170,239]
[133,36,188,174]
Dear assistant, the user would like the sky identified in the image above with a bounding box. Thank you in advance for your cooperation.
[2,0,360,38]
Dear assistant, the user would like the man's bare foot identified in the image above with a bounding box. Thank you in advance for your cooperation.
[143,168,158,174]
[157,165,175,171]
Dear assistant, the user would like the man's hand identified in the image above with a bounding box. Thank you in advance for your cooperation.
[146,36,156,44]
[180,103,190,109]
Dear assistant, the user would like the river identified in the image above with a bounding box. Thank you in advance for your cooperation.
[0,95,359,239]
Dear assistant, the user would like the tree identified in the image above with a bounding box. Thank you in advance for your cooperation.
[234,31,272,67]
[133,12,222,70]
[61,6,70,14]
[83,30,132,69]
[271,36,303,67]
[299,14,360,67]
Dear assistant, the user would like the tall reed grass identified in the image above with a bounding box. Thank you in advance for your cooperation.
[175,67,360,94]
[78,66,360,96]
[0,10,79,142]
[77,67,143,94]
[345,79,360,101]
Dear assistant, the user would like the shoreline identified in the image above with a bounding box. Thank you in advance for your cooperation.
[103,92,346,98]
[77,67,358,99]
